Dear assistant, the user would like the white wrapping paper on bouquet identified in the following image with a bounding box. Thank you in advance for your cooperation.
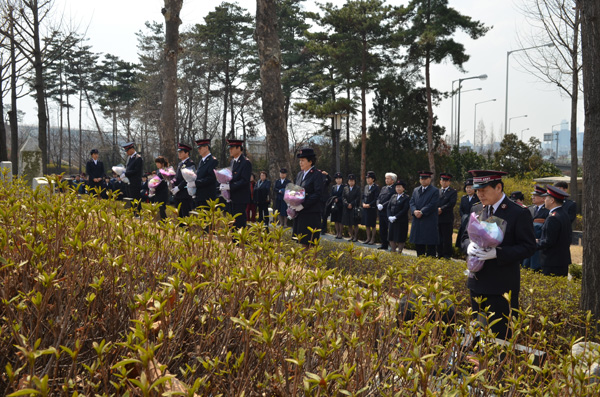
[214,167,233,202]
[181,167,197,197]
[147,176,161,197]
[112,165,129,184]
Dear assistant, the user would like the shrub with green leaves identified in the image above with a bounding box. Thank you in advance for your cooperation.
[1,176,599,395]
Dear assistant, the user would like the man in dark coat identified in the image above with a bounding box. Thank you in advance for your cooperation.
[456,178,478,248]
[523,185,549,270]
[254,171,272,227]
[86,149,105,195]
[172,143,196,219]
[274,168,291,227]
[537,185,572,276]
[409,171,439,257]
[221,139,252,228]
[554,181,577,224]
[122,142,144,212]
[461,170,536,340]
[376,173,396,250]
[194,139,218,210]
[437,172,457,259]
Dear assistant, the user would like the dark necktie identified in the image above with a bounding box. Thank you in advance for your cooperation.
[487,205,494,218]
[534,206,540,217]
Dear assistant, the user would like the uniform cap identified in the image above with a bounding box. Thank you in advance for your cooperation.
[122,142,135,151]
[394,180,407,188]
[418,171,433,178]
[195,139,211,147]
[509,191,525,201]
[347,173,356,180]
[279,168,288,174]
[468,170,507,189]
[532,185,547,196]
[542,185,570,200]
[227,139,244,147]
[333,172,343,179]
[440,172,453,180]
[297,147,316,158]
[366,171,376,180]
[177,143,192,152]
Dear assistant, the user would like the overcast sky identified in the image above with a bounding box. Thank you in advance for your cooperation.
[24,0,582,146]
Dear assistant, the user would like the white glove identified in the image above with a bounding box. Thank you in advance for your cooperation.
[171,186,180,195]
[467,242,480,256]
[377,204,383,211]
[388,216,396,223]
[475,247,497,261]
[219,183,230,191]
[290,204,304,211]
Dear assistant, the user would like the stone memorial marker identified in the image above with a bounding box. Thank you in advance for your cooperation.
[0,161,12,180]
[19,136,43,187]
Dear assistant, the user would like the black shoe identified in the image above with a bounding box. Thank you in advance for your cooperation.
[378,246,388,250]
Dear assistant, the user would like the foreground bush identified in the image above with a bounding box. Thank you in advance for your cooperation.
[1,176,600,395]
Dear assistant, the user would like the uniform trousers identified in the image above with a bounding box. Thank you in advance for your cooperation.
[470,291,519,340]
[437,223,454,258]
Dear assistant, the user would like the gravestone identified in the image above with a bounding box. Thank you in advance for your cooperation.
[0,161,11,180]
[19,136,43,186]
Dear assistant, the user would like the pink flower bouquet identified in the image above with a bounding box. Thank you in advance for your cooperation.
[284,183,305,219]
[214,167,233,202]
[466,212,507,278]
[148,176,161,197]
[159,167,177,188]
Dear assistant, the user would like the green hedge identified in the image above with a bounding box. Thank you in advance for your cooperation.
[1,176,599,395]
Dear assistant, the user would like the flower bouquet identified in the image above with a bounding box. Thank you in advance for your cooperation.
[466,212,507,278]
[214,167,233,202]
[147,176,161,197]
[284,183,305,219]
[159,167,177,188]
[181,167,197,197]
[112,165,129,184]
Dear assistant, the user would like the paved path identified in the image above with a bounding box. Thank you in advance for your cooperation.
[319,232,418,257]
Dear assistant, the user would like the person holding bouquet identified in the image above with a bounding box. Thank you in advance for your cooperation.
[461,170,536,340]
[152,156,170,220]
[293,147,324,247]
[172,143,196,219]
[193,139,219,210]
[222,139,252,228]
[122,142,144,213]
[387,180,410,254]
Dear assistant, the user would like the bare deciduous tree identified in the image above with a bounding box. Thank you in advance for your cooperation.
[517,0,581,208]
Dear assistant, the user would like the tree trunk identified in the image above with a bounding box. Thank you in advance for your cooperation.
[160,0,183,165]
[221,62,230,166]
[67,93,72,172]
[0,83,7,161]
[580,0,600,316]
[32,0,48,174]
[9,12,19,172]
[256,0,291,182]
[360,38,367,187]
[84,88,107,147]
[570,6,580,215]
[78,85,83,173]
[345,85,350,175]
[425,51,436,178]
[203,70,212,139]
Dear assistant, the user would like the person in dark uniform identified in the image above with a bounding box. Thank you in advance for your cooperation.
[437,172,457,259]
[221,139,252,228]
[122,142,144,213]
[86,149,105,196]
[387,180,410,254]
[329,172,345,239]
[194,139,218,210]
[320,171,332,234]
[537,185,572,276]
[377,172,396,250]
[342,174,361,242]
[172,143,196,219]
[293,148,324,247]
[254,171,271,228]
[409,171,439,257]
[152,156,171,220]
[273,168,291,227]
[523,185,549,271]
[361,171,380,245]
[554,181,577,224]
[462,170,536,340]
[455,178,478,248]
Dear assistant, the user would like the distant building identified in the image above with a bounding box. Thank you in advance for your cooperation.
[246,137,267,161]
[542,120,583,160]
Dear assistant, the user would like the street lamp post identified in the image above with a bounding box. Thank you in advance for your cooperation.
[450,79,459,144]
[551,123,562,160]
[520,128,530,141]
[457,74,487,147]
[474,99,496,152]
[508,115,528,135]
[504,43,553,136]
[327,113,346,172]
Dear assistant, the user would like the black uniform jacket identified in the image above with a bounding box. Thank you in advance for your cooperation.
[377,185,395,214]
[274,178,291,214]
[86,159,105,182]
[537,206,572,270]
[194,154,218,205]
[174,157,196,200]
[562,199,577,224]
[342,185,361,209]
[409,185,440,245]
[295,167,324,214]
[460,194,479,218]
[362,184,380,207]
[461,195,536,295]
[229,154,252,204]
[125,153,144,197]
[254,179,271,203]
[438,187,457,224]
[387,193,410,219]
